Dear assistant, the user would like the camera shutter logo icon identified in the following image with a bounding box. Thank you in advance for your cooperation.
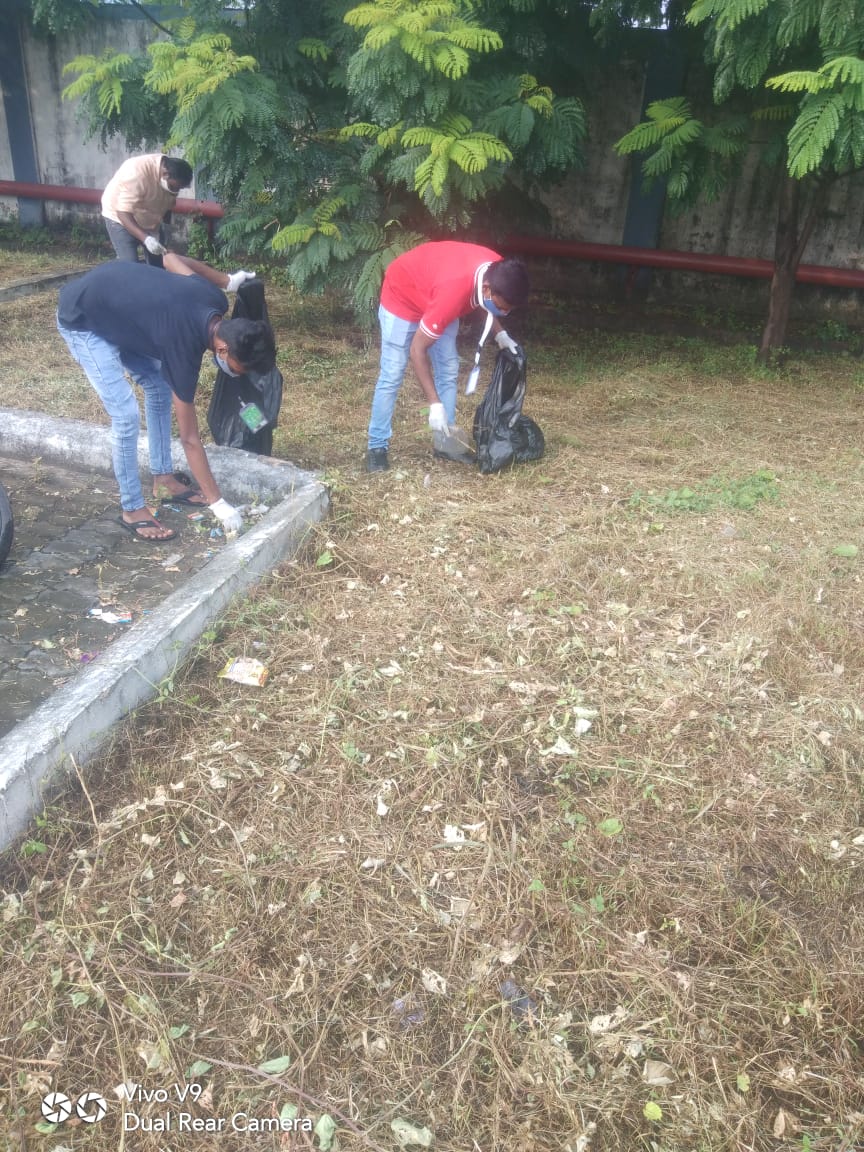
[41,1093,73,1123]
[76,1092,108,1123]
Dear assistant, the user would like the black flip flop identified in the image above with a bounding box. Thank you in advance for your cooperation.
[118,516,177,542]
[160,487,206,507]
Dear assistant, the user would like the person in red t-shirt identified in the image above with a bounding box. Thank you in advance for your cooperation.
[366,241,530,472]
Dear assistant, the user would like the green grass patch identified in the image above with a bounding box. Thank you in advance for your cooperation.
[630,468,779,513]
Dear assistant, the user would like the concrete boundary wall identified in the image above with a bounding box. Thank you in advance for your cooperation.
[3,11,864,301]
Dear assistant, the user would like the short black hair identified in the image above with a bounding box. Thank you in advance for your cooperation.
[161,156,193,187]
[486,258,530,308]
[218,318,277,374]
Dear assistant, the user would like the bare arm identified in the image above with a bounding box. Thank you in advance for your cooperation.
[172,396,221,504]
[408,329,441,406]
[163,252,229,289]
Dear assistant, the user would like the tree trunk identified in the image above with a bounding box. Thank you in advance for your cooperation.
[758,175,800,362]
[758,174,826,363]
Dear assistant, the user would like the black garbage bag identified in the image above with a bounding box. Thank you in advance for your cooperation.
[207,277,283,455]
[472,344,545,474]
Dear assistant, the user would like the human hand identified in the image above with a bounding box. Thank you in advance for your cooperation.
[209,498,243,535]
[144,235,168,256]
[494,330,519,355]
[226,270,256,293]
[427,402,450,436]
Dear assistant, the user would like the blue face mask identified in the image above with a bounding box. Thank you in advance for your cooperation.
[213,353,241,377]
[483,295,510,318]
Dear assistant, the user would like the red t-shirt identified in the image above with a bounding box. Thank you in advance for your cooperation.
[381,242,501,339]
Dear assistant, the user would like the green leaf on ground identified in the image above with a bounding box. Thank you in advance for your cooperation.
[596,817,624,836]
[314,1113,337,1149]
[258,1054,292,1074]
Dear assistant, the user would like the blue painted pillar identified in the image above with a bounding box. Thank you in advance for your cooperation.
[0,11,44,227]
[620,30,685,294]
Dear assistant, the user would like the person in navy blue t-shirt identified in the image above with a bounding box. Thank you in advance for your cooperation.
[57,260,275,540]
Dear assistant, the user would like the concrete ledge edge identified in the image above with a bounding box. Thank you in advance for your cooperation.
[0,467,329,853]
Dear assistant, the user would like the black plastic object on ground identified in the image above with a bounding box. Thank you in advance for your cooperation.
[207,278,283,454]
[472,345,544,474]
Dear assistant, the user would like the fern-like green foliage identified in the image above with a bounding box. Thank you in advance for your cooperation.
[687,0,771,33]
[63,52,134,116]
[786,91,844,175]
[147,34,259,113]
[766,70,833,94]
[678,0,864,198]
[615,98,702,154]
[615,97,751,210]
[48,0,587,316]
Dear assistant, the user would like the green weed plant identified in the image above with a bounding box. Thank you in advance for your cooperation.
[630,468,779,513]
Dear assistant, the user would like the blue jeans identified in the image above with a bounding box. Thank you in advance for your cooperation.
[57,318,175,512]
[367,304,460,450]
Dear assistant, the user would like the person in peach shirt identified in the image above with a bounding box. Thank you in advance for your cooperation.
[101,154,193,266]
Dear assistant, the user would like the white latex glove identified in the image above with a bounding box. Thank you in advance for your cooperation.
[495,330,519,355]
[427,402,450,437]
[226,270,256,293]
[209,498,243,535]
[144,235,168,256]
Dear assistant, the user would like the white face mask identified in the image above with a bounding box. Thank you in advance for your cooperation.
[160,178,174,193]
[213,353,241,377]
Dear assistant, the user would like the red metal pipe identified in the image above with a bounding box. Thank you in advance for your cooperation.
[3,182,864,289]
[0,180,224,219]
[500,234,864,290]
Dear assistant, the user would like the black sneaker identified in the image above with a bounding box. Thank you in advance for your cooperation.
[366,448,390,473]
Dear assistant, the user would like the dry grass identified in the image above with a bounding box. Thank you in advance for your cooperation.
[2,251,864,1152]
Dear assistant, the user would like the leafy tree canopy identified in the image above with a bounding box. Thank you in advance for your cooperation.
[615,0,864,354]
[36,0,590,312]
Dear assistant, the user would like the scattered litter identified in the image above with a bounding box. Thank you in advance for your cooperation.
[218,657,269,686]
[392,998,426,1029]
[247,503,270,517]
[187,512,206,521]
[589,1006,627,1034]
[209,527,223,540]
[540,735,578,757]
[391,1117,434,1147]
[89,607,132,625]
[498,941,523,965]
[421,968,447,995]
[80,652,99,664]
[376,779,397,816]
[500,978,538,1021]
[160,552,183,568]
[642,1059,677,1086]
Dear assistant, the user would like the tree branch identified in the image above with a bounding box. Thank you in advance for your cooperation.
[127,0,174,38]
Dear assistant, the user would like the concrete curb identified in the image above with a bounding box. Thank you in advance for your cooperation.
[0,410,329,852]
[0,408,315,500]
[0,267,93,303]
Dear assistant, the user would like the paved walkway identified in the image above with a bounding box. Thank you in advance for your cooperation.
[0,454,230,739]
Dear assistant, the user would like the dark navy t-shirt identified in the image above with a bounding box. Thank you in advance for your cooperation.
[58,262,228,402]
